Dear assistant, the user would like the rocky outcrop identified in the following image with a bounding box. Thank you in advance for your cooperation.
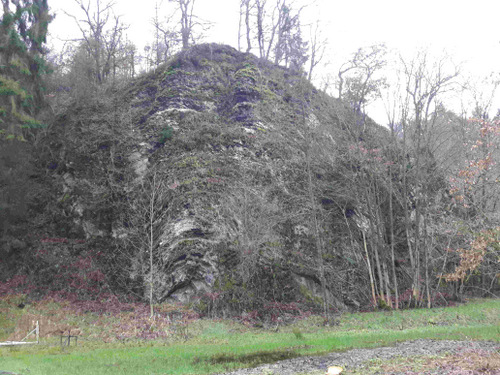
[40,44,391,311]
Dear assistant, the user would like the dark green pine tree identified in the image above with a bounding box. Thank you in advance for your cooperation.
[0,0,52,138]
[0,1,52,235]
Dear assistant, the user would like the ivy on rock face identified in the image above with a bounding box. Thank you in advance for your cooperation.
[158,126,174,144]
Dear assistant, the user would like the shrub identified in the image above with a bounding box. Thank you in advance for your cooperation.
[158,126,173,143]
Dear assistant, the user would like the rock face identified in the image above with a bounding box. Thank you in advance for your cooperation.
[42,44,390,312]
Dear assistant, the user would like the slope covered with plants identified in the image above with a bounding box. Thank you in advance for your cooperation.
[1,43,498,318]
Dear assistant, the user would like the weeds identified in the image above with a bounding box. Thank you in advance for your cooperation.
[0,298,498,375]
[349,348,500,375]
[293,327,304,340]
[207,349,298,366]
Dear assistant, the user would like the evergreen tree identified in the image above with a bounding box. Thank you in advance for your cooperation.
[0,0,52,236]
[0,0,52,136]
[274,3,308,71]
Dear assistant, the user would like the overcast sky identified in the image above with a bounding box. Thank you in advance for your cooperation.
[45,0,500,124]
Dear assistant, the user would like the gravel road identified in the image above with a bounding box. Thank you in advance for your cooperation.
[213,339,500,375]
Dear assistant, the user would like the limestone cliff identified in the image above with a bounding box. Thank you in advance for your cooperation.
[17,44,395,312]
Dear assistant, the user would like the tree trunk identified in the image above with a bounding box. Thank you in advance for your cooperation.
[238,1,243,51]
[245,1,252,53]
[363,232,377,306]
[388,165,399,309]
[365,185,385,305]
[305,145,329,319]
[256,0,265,58]
[149,173,157,318]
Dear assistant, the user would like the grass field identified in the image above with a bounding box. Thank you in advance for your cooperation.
[0,298,499,375]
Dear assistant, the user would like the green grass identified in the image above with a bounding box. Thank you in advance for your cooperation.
[0,299,499,375]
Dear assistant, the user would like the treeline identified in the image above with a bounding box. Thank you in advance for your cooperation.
[45,0,329,105]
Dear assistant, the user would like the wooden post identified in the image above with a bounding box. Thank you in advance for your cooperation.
[36,321,39,344]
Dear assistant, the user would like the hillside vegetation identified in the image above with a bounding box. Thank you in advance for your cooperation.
[0,44,498,318]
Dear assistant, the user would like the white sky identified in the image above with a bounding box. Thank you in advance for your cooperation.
[46,0,500,124]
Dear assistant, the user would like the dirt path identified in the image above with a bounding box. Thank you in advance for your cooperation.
[214,339,500,375]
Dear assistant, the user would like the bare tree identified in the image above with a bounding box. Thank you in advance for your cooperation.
[255,0,267,58]
[467,73,500,120]
[238,0,254,53]
[170,0,194,49]
[337,44,387,113]
[381,73,409,309]
[399,50,460,307]
[303,129,329,318]
[220,170,282,287]
[253,0,287,60]
[149,0,178,68]
[307,20,327,82]
[249,0,308,68]
[65,0,128,84]
[119,38,137,79]
[167,0,211,50]
[111,164,174,316]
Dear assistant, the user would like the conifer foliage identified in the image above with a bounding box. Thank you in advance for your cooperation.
[0,0,51,236]
[0,0,52,134]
